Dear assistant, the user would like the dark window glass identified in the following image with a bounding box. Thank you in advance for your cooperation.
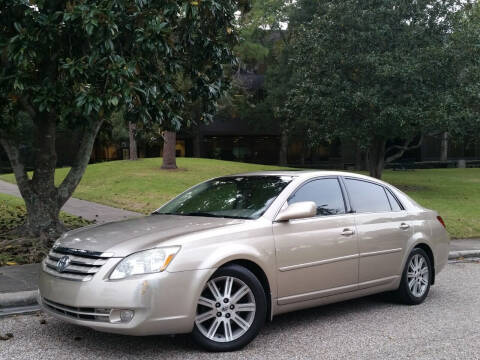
[155,176,292,219]
[345,179,391,213]
[386,189,402,211]
[288,178,345,216]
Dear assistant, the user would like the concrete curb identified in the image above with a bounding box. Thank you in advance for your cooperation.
[448,250,480,260]
[0,290,38,309]
[0,249,479,311]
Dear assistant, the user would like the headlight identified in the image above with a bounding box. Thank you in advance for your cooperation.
[109,246,180,280]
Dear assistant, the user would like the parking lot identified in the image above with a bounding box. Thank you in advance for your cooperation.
[1,261,479,360]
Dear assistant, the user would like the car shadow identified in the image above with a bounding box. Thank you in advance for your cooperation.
[41,290,420,356]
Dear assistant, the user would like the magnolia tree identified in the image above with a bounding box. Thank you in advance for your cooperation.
[288,0,479,178]
[0,0,244,238]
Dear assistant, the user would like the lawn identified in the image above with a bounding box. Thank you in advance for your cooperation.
[382,169,480,239]
[1,158,288,214]
[1,158,479,239]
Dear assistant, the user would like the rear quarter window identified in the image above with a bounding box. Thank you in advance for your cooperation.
[385,189,403,211]
[345,178,391,213]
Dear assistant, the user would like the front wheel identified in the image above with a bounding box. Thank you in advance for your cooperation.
[192,264,267,352]
[395,248,432,305]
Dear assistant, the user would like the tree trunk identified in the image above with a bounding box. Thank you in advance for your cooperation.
[299,150,305,166]
[23,192,64,238]
[193,130,202,158]
[161,131,177,169]
[367,137,386,179]
[440,132,448,161]
[128,121,138,160]
[1,115,103,240]
[26,114,64,237]
[354,141,364,171]
[279,128,288,166]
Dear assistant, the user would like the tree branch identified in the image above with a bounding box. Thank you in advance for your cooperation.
[57,118,104,206]
[385,135,424,163]
[0,136,32,198]
[18,96,37,119]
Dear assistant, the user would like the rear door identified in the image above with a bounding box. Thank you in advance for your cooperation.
[343,177,412,286]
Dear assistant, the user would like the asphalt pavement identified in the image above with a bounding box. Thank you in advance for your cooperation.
[1,261,479,360]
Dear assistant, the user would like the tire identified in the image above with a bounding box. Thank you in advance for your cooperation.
[192,264,267,352]
[395,248,432,305]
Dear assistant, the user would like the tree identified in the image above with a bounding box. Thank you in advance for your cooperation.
[128,121,138,161]
[234,0,293,165]
[233,0,319,165]
[288,0,475,178]
[161,130,177,169]
[0,0,242,238]
[445,1,480,147]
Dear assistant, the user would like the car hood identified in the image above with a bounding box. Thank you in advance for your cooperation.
[56,215,245,257]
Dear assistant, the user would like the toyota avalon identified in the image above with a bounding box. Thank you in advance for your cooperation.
[38,171,449,351]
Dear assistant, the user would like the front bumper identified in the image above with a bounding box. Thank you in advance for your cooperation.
[38,259,215,336]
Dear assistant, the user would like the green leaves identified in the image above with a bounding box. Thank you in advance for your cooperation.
[13,22,22,33]
[109,96,119,107]
[287,0,476,147]
[0,0,240,133]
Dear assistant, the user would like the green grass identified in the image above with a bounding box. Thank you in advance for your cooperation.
[1,158,479,239]
[1,158,288,214]
[382,169,480,239]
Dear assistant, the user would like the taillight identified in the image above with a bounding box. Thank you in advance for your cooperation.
[437,215,446,228]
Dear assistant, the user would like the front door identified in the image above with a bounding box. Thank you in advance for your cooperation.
[273,177,359,305]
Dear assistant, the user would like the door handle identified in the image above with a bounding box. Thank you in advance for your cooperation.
[399,223,410,230]
[341,228,355,236]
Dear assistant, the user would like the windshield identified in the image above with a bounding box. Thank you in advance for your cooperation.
[154,176,292,220]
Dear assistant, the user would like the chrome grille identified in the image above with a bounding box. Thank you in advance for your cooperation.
[42,297,111,322]
[44,246,113,282]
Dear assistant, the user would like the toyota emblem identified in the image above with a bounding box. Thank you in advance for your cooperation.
[56,255,71,273]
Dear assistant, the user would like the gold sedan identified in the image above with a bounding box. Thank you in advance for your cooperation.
[38,171,449,352]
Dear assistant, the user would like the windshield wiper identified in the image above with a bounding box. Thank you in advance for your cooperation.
[185,212,251,220]
[183,212,220,217]
[153,211,250,219]
[151,211,216,217]
[151,211,176,215]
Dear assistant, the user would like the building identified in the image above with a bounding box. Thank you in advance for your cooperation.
[1,71,479,173]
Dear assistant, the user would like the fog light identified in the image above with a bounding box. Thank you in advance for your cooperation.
[120,310,134,322]
[109,309,134,323]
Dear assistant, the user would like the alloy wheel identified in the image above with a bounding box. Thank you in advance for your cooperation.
[407,254,429,298]
[195,276,256,343]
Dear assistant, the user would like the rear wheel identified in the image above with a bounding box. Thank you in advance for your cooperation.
[192,264,267,352]
[395,248,432,305]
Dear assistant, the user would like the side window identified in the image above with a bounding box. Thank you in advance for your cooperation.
[288,178,346,216]
[345,179,391,213]
[386,189,403,211]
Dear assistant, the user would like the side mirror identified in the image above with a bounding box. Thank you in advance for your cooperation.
[275,201,317,222]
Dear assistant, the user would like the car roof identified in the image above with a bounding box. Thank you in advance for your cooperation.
[226,170,370,180]
[223,170,420,211]
[224,170,397,189]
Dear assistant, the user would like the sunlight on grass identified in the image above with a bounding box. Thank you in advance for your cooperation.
[1,158,290,214]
